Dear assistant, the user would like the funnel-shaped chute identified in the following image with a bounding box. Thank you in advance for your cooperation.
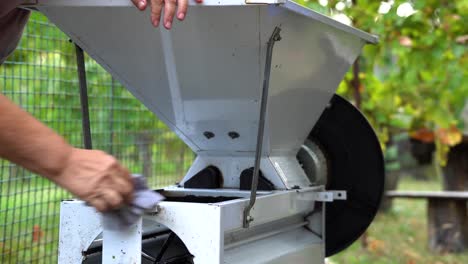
[35,1,377,156]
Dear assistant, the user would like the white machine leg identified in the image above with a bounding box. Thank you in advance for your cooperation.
[102,215,142,264]
[58,201,102,264]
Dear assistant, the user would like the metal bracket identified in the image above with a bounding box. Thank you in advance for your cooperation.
[310,191,347,202]
[243,27,282,228]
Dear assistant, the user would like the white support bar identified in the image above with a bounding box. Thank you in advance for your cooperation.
[310,191,347,202]
[102,215,143,264]
[58,201,102,263]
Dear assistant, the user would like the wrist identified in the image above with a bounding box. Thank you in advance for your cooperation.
[41,141,75,180]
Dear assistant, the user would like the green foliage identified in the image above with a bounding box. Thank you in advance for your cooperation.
[298,0,468,158]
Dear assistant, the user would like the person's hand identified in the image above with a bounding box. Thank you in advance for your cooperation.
[131,0,203,29]
[53,148,134,212]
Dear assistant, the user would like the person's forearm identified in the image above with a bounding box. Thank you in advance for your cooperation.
[0,94,73,179]
[0,94,134,212]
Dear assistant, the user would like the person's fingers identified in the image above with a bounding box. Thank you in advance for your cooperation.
[113,165,134,203]
[131,0,148,10]
[177,0,188,21]
[164,0,177,29]
[88,196,108,212]
[101,189,124,210]
[150,0,164,27]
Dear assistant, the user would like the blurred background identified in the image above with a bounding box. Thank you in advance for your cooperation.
[0,0,467,263]
[299,1,468,263]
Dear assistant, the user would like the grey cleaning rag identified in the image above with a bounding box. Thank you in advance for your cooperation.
[103,174,165,230]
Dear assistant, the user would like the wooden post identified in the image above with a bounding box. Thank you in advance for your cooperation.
[440,138,468,252]
[427,198,468,253]
[443,141,468,191]
[136,131,154,179]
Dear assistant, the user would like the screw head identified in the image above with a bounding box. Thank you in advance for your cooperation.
[203,131,215,139]
[228,131,240,139]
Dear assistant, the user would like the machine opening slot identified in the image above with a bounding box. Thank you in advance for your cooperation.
[163,195,240,203]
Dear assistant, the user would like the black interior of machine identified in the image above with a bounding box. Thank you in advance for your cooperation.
[83,231,193,264]
[305,94,385,257]
[163,195,239,203]
[239,167,275,191]
[183,166,223,189]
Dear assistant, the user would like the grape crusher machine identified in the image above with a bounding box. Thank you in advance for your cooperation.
[25,1,385,263]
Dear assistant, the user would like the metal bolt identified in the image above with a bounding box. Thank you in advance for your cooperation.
[228,131,240,139]
[203,131,215,139]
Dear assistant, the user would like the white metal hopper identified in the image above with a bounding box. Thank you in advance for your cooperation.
[32,0,378,190]
[27,1,384,263]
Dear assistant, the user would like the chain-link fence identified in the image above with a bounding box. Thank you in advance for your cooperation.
[0,12,193,263]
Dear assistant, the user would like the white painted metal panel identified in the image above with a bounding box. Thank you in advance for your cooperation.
[224,228,323,264]
[102,215,142,264]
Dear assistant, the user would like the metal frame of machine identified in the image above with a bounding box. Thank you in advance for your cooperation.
[24,1,383,263]
[59,188,346,263]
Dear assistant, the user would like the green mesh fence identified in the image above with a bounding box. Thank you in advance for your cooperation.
[0,12,193,263]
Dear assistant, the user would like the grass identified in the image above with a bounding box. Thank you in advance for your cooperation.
[330,177,468,264]
[0,177,68,263]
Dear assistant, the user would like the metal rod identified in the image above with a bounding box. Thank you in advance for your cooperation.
[109,77,115,154]
[75,44,92,150]
[142,249,157,262]
[243,27,282,228]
